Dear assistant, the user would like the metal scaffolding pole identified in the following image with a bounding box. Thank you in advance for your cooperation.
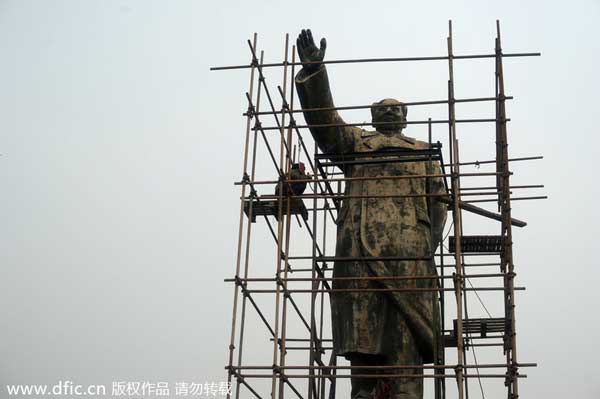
[234,46,264,399]
[210,51,541,71]
[495,20,520,399]
[227,33,258,399]
[277,34,294,399]
[447,20,466,399]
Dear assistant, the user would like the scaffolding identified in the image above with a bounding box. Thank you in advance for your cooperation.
[211,21,544,399]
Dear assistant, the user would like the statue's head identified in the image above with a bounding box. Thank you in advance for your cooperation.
[371,98,407,134]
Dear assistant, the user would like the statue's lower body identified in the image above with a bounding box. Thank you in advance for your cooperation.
[331,258,428,399]
[332,214,433,399]
[345,317,423,399]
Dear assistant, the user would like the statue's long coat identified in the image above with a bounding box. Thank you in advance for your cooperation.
[296,66,447,363]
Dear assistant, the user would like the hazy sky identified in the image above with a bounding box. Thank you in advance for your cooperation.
[1,1,599,398]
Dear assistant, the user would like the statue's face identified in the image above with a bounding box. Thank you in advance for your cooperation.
[371,98,407,133]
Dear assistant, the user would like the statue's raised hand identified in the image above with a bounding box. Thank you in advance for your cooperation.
[296,29,327,73]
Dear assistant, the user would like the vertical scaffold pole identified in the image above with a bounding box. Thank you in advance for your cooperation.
[228,33,258,399]
[272,33,291,399]
[278,34,295,399]
[234,47,265,399]
[318,199,328,399]
[447,20,466,399]
[430,119,446,399]
[308,113,320,399]
[495,20,519,399]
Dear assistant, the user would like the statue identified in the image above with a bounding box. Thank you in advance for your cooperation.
[295,29,448,399]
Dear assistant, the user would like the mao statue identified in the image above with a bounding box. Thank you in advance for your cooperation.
[295,29,448,399]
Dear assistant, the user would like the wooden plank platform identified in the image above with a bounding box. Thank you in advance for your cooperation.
[244,199,309,223]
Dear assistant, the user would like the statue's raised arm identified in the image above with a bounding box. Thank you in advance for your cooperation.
[295,29,357,155]
[296,28,326,74]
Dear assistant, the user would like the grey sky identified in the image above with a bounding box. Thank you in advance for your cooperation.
[1,0,599,398]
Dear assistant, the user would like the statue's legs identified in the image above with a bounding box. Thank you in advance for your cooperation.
[346,344,422,399]
[383,316,424,399]
[347,352,384,399]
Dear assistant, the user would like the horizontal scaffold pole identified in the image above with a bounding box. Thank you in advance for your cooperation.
[211,52,541,71]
